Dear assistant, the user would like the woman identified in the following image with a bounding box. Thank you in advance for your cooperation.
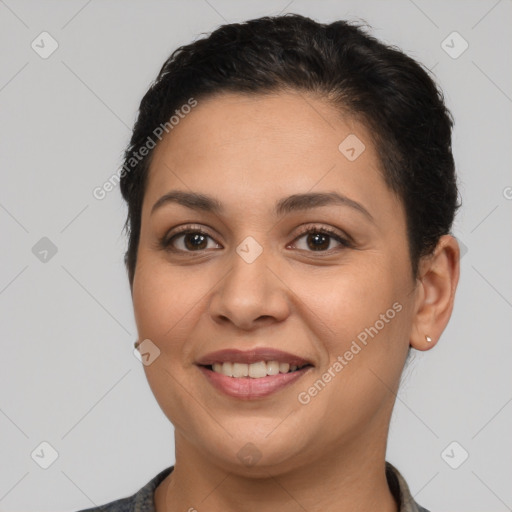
[79,13,460,512]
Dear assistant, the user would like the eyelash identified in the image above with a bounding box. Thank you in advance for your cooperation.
[159,224,353,255]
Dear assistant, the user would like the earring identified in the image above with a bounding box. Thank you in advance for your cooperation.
[425,335,432,343]
[134,340,140,349]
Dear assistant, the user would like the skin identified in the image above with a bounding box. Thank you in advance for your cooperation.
[130,91,460,512]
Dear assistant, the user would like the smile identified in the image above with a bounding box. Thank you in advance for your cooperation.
[209,360,310,378]
[196,348,314,399]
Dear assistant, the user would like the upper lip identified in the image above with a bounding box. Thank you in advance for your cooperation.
[196,348,313,367]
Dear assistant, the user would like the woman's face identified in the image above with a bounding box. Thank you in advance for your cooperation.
[132,91,418,473]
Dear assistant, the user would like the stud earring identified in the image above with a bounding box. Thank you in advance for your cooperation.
[425,335,432,343]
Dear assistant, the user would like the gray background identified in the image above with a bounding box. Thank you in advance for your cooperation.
[1,0,511,510]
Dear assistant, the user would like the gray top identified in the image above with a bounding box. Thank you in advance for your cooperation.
[76,462,430,512]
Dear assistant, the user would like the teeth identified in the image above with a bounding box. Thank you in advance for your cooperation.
[232,362,249,377]
[211,360,305,378]
[248,361,267,378]
[222,362,233,377]
[267,361,280,375]
[279,362,290,373]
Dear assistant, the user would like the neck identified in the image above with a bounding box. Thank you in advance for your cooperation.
[155,433,398,512]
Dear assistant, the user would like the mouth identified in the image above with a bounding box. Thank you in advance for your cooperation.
[201,360,312,378]
[196,348,314,400]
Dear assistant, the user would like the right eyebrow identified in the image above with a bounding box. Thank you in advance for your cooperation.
[151,190,224,216]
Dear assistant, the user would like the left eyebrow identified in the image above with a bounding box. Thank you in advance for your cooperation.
[151,190,374,223]
[274,192,374,223]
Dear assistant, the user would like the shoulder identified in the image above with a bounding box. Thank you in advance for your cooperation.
[74,466,174,512]
[385,461,431,512]
[76,495,134,512]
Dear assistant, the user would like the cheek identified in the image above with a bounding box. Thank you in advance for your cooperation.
[296,267,409,405]
[132,253,201,343]
[132,255,208,430]
[295,260,397,334]
[293,257,410,381]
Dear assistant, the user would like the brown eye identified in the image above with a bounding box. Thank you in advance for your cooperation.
[305,232,331,251]
[291,227,351,252]
[180,232,209,251]
[162,229,222,252]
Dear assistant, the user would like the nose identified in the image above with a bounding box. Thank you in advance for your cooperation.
[208,246,291,331]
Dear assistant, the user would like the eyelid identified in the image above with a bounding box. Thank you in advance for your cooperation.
[161,223,353,253]
[161,223,220,250]
[289,224,353,250]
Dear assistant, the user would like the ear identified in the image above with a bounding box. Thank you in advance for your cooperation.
[410,235,460,351]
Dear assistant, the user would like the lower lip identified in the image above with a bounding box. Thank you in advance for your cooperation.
[198,365,312,400]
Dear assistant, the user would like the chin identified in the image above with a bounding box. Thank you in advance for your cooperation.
[188,423,311,475]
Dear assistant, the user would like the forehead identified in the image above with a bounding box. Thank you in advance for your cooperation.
[144,91,400,222]
[150,91,373,168]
